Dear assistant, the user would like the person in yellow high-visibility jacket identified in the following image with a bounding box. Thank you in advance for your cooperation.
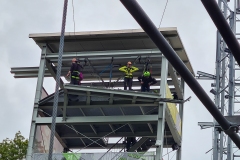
[119,61,139,90]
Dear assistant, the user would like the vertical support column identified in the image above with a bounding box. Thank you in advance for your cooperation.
[155,56,168,160]
[227,11,235,160]
[213,29,222,160]
[26,45,46,160]
[237,0,240,10]
[213,1,228,159]
[227,52,235,160]
[62,91,68,121]
[218,1,228,159]
[219,36,226,160]
[176,78,184,160]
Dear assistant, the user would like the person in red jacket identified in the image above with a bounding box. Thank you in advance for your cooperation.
[138,71,157,92]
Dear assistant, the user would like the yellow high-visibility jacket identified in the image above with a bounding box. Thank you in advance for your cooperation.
[119,66,139,78]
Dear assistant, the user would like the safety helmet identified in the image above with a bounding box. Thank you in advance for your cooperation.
[143,71,150,77]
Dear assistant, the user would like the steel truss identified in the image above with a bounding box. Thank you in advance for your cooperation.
[21,42,185,159]
[198,0,240,160]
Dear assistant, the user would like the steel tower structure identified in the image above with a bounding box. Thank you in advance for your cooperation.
[11,28,190,160]
[212,0,240,159]
[198,0,240,159]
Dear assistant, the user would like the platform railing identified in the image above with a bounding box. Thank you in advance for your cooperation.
[33,152,156,160]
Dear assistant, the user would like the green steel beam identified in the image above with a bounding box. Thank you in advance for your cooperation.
[35,115,158,124]
[39,103,159,109]
[60,132,162,138]
[64,84,160,99]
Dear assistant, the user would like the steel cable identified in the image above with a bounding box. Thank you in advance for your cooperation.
[48,0,68,159]
[158,0,169,28]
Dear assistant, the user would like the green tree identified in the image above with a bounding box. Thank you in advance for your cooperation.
[0,131,28,160]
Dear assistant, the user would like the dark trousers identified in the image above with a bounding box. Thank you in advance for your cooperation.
[71,72,79,85]
[141,84,150,92]
[124,77,133,90]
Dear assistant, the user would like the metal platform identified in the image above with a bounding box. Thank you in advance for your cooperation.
[37,84,182,149]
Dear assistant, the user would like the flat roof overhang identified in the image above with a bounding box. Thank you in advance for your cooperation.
[28,27,194,76]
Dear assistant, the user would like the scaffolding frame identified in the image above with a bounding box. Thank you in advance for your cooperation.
[10,28,190,160]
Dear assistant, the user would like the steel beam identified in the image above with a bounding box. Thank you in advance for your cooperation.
[10,66,178,80]
[68,144,172,150]
[11,64,162,73]
[34,35,179,44]
[201,0,240,66]
[64,84,160,99]
[59,132,172,138]
[86,91,91,105]
[227,10,236,160]
[45,60,64,89]
[81,79,175,87]
[35,115,158,124]
[120,0,240,149]
[213,29,222,160]
[62,92,68,121]
[79,108,97,134]
[219,9,227,157]
[70,125,87,147]
[176,78,185,160]
[109,93,114,104]
[99,107,116,134]
[107,95,116,134]
[140,106,154,133]
[67,91,155,103]
[128,137,149,152]
[39,103,159,110]
[119,107,135,134]
[26,46,46,160]
[156,56,168,159]
[45,49,163,60]
[168,64,183,99]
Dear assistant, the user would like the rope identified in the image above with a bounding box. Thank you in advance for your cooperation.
[48,0,68,159]
[74,124,129,152]
[65,125,107,149]
[162,150,173,157]
[71,0,76,35]
[170,151,177,160]
[158,0,169,28]
[99,137,124,159]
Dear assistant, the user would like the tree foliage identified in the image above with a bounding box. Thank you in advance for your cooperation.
[0,131,28,160]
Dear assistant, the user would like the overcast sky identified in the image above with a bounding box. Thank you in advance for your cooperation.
[0,0,239,159]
